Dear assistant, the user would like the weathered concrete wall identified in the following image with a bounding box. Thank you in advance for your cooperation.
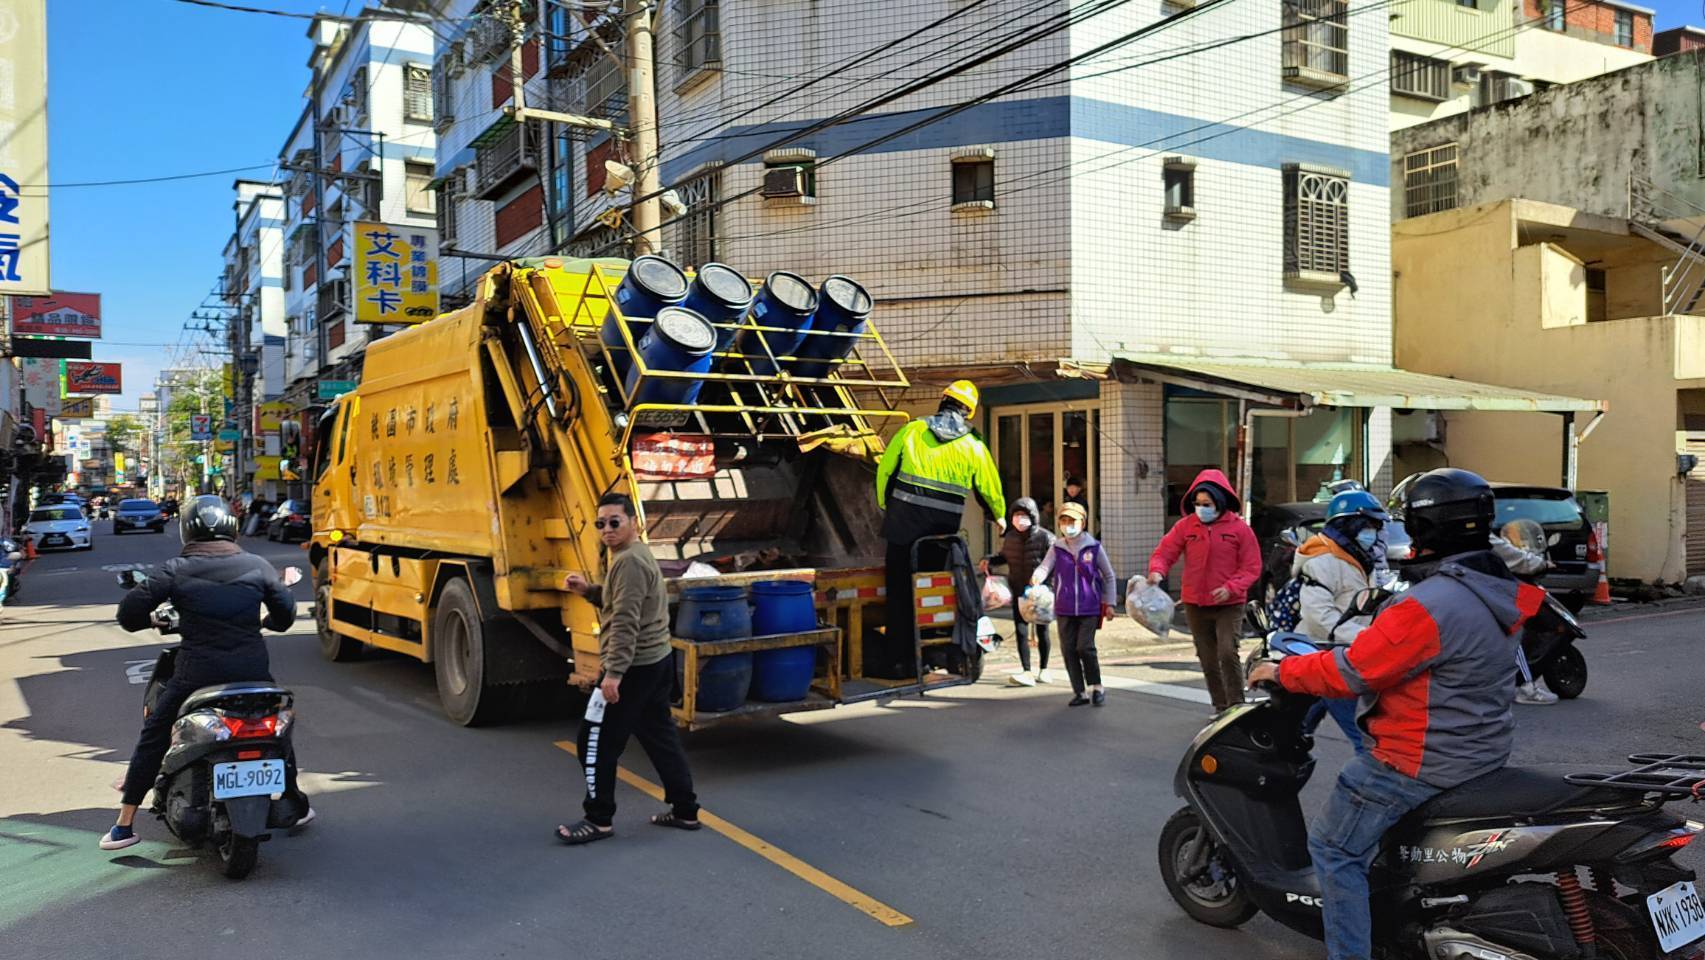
[1392,53,1705,220]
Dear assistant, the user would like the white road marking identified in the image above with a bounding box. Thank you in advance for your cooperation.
[125,659,155,685]
[1099,675,1214,705]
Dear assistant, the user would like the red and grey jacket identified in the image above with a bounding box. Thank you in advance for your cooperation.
[1277,552,1546,789]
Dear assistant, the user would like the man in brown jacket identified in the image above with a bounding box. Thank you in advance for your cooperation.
[556,493,700,845]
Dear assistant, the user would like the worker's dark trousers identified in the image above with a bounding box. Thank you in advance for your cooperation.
[578,656,698,827]
[881,538,955,678]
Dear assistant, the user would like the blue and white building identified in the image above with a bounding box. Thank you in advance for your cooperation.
[223,178,287,499]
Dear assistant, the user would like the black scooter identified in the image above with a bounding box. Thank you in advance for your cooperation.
[120,568,305,879]
[1159,631,1705,960]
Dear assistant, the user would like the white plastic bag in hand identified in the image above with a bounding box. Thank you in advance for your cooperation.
[981,574,1013,610]
[1018,584,1056,625]
[1127,576,1175,640]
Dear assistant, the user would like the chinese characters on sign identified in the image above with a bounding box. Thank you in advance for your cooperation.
[10,291,101,337]
[353,221,439,324]
[0,1,49,295]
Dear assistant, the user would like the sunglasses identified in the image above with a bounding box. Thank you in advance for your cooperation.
[594,517,625,530]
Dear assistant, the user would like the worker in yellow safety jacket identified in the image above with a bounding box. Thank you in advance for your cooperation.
[873,380,1006,673]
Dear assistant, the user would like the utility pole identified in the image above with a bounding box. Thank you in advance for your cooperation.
[625,0,660,255]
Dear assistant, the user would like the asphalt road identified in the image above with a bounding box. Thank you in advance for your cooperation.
[2,525,1703,959]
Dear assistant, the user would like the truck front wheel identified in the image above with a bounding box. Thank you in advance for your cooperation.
[315,561,363,662]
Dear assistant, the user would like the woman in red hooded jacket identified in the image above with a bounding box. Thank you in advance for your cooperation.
[1146,469,1262,713]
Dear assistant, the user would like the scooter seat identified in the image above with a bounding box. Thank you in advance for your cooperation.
[179,682,290,716]
[1412,765,1638,822]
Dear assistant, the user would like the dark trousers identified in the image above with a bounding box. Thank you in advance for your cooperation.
[1184,603,1245,712]
[1057,615,1102,694]
[879,538,952,679]
[578,656,698,827]
[122,671,303,808]
[1014,618,1051,673]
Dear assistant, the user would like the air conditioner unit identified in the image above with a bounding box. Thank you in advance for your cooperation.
[1505,78,1535,98]
[762,166,807,199]
[1452,65,1481,85]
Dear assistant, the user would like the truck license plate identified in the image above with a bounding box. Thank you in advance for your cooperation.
[1648,879,1705,954]
[212,759,286,800]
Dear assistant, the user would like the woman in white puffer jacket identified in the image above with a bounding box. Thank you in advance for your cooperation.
[1290,491,1389,752]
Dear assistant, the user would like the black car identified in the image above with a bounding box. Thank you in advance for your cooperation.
[267,500,312,543]
[1250,500,1330,602]
[112,498,167,534]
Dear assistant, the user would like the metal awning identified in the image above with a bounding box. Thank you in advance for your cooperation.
[1110,354,1604,413]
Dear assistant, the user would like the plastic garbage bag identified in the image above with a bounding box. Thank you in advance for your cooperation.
[682,562,722,579]
[981,574,1012,610]
[1018,584,1056,625]
[1127,577,1175,640]
[975,615,999,653]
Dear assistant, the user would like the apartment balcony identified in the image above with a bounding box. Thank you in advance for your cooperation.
[472,118,544,201]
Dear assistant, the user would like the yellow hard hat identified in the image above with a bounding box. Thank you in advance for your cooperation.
[943,379,979,416]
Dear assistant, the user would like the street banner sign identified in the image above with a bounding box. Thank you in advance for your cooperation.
[10,336,91,359]
[10,291,101,337]
[254,400,291,433]
[0,1,50,295]
[353,221,439,324]
[19,357,60,416]
[60,397,94,418]
[316,379,357,400]
[190,414,213,441]
[65,361,121,394]
[254,456,282,481]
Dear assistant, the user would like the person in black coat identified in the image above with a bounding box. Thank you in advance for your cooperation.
[99,495,312,850]
[981,497,1056,686]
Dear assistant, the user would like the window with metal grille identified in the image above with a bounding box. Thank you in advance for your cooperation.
[675,0,721,83]
[404,63,433,122]
[1615,10,1634,47]
[436,174,462,246]
[671,170,719,268]
[1402,144,1458,219]
[1282,0,1348,85]
[1390,51,1450,101]
[1283,164,1349,280]
[951,159,994,206]
[346,66,368,118]
[406,161,436,215]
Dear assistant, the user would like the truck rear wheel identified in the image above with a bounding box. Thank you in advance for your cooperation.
[315,561,363,662]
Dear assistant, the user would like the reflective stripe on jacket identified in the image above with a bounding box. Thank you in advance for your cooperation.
[876,417,1004,544]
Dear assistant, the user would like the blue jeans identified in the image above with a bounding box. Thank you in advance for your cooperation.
[1308,753,1441,960]
[1304,697,1366,754]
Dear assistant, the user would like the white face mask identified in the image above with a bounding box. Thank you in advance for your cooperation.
[1013,516,1032,532]
[1195,504,1219,523]
[1060,522,1082,539]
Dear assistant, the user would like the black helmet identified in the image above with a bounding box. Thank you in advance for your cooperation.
[1403,468,1494,558]
[182,494,238,543]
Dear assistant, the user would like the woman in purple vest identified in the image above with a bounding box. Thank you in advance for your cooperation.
[1031,502,1119,707]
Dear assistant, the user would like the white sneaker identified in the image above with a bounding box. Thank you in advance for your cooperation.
[1007,671,1036,687]
[290,806,316,831]
[1036,668,1055,685]
[1516,682,1559,705]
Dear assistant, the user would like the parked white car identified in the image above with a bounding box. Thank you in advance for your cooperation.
[25,504,93,551]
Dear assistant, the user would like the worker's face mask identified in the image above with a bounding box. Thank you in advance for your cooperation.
[1059,522,1082,539]
[1013,515,1032,532]
[1355,528,1380,553]
[1195,504,1219,524]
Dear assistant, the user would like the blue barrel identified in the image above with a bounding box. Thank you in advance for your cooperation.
[737,272,818,375]
[683,263,754,351]
[792,276,874,379]
[677,586,753,640]
[749,579,818,702]
[677,585,754,712]
[601,255,689,381]
[625,306,717,405]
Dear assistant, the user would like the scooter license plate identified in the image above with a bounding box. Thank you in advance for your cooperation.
[212,759,286,800]
[1648,879,1705,954]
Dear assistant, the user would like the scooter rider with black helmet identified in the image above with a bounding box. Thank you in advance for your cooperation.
[100,495,314,850]
[1249,469,1548,960]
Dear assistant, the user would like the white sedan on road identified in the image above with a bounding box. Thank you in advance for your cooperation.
[24,504,93,551]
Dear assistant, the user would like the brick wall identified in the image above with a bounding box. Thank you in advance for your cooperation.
[1524,0,1653,53]
[495,183,543,248]
[1654,29,1705,57]
[1097,379,1167,579]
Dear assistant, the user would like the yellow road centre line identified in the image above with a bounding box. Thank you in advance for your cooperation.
[553,740,914,928]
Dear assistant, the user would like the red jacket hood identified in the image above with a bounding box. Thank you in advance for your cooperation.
[1181,468,1241,516]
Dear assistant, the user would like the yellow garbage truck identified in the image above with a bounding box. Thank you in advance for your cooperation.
[307,257,980,726]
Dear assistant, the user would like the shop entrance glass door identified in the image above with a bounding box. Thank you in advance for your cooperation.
[992,403,1101,545]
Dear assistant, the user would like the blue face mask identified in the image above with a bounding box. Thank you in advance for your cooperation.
[1355,528,1380,552]
[1195,505,1219,524]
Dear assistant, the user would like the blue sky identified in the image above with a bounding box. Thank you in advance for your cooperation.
[40,0,1705,409]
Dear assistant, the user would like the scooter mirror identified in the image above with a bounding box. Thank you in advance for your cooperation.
[7,551,21,562]
[281,566,304,587]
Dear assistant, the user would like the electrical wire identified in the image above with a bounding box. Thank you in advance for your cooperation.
[167,0,458,24]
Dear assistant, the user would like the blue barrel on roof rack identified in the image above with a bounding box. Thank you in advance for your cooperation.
[626,306,718,405]
[601,255,689,381]
[736,272,818,376]
[683,263,754,351]
[791,276,874,380]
